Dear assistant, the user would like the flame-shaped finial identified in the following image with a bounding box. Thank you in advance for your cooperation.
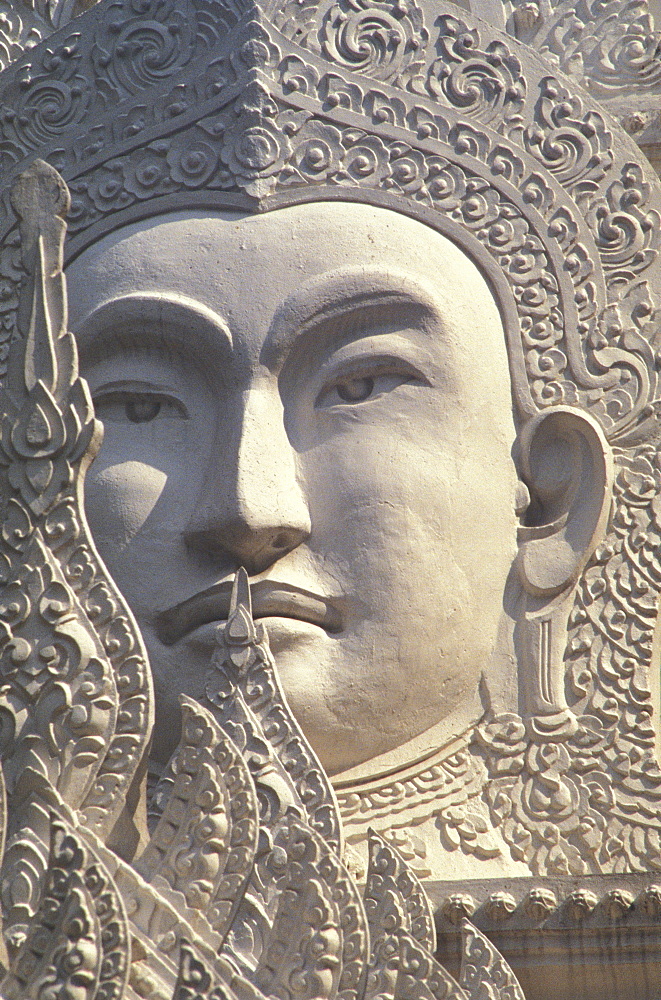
[223,567,259,672]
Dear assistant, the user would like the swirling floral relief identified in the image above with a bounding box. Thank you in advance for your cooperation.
[525,77,613,191]
[587,163,661,277]
[9,33,91,151]
[478,440,661,876]
[0,8,42,74]
[0,0,654,451]
[320,0,428,84]
[387,142,428,193]
[123,142,175,199]
[168,136,219,188]
[515,0,661,98]
[289,121,343,181]
[429,16,525,129]
[341,130,390,184]
[222,116,287,178]
[91,0,195,96]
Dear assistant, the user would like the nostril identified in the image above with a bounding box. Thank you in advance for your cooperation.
[272,531,292,551]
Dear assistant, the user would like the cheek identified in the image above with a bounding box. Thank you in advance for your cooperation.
[299,414,517,624]
[85,460,167,547]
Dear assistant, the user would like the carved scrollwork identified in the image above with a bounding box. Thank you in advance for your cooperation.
[364,830,436,955]
[0,814,131,1000]
[90,0,198,98]
[507,0,661,98]
[459,921,525,1000]
[205,567,342,855]
[0,161,153,916]
[0,0,655,459]
[0,8,40,75]
[172,939,238,1000]
[139,696,259,940]
[586,163,661,279]
[320,0,428,86]
[428,15,525,129]
[524,76,613,190]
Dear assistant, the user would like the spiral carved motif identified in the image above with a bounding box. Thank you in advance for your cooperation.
[92,0,195,96]
[429,17,525,128]
[14,53,90,148]
[524,78,612,190]
[320,0,427,83]
[512,0,661,97]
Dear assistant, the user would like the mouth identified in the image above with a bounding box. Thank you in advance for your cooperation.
[156,578,343,645]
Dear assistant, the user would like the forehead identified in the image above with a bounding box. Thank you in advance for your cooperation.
[66,202,511,398]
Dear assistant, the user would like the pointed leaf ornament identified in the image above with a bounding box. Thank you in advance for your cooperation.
[205,567,343,855]
[0,160,153,943]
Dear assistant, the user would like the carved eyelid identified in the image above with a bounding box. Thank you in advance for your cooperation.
[93,384,189,419]
[311,330,434,392]
[315,371,416,408]
[264,266,443,369]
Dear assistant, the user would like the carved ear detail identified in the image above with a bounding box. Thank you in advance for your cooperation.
[517,406,613,599]
[515,406,613,731]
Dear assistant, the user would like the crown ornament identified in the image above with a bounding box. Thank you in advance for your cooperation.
[0,0,657,444]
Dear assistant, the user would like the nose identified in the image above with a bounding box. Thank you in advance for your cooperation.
[183,385,311,575]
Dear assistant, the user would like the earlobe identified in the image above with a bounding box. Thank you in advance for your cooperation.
[514,406,614,732]
[517,405,613,598]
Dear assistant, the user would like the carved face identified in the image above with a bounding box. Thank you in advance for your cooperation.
[66,202,519,774]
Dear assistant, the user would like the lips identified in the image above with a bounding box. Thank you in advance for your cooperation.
[156,578,342,645]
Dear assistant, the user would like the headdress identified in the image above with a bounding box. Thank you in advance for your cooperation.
[0,0,657,437]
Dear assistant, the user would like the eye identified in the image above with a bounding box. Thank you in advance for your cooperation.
[126,396,161,423]
[94,390,187,424]
[316,371,415,409]
[337,376,375,403]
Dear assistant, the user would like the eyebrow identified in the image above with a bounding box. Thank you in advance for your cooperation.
[73,292,233,366]
[262,267,445,368]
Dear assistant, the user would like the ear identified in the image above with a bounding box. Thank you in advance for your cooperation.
[514,407,614,732]
[517,406,613,599]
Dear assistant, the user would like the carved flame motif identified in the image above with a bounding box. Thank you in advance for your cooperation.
[0,159,527,1000]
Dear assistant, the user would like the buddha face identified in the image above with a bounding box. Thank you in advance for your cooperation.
[66,202,520,775]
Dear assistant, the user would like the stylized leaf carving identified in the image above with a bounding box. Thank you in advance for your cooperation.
[0,159,154,861]
[138,695,259,942]
[365,830,436,956]
[206,568,342,854]
[0,814,130,1000]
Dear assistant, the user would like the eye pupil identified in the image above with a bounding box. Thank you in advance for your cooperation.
[337,377,374,403]
[126,397,161,423]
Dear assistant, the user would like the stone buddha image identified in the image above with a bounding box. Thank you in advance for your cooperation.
[67,202,527,877]
[2,0,661,909]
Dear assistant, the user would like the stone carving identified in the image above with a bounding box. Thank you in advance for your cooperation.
[502,0,661,99]
[0,0,101,74]
[0,154,529,1000]
[0,0,659,892]
[0,7,661,1000]
[3,0,661,138]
